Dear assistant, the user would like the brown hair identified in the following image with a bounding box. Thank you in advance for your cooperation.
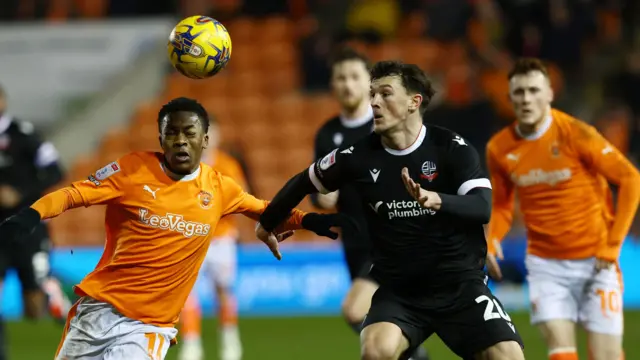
[370,60,436,114]
[508,58,549,80]
[329,46,371,71]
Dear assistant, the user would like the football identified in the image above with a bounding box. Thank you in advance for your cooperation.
[167,15,232,79]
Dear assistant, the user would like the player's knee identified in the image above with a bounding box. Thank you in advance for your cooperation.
[342,280,376,324]
[360,341,399,360]
[341,298,367,325]
[588,333,622,360]
[537,320,577,349]
[360,324,406,360]
[476,340,524,360]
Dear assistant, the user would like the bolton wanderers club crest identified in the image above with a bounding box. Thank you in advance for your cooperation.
[198,191,213,209]
[420,161,438,182]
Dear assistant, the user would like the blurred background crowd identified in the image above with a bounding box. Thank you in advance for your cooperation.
[3,0,640,245]
[1,1,640,358]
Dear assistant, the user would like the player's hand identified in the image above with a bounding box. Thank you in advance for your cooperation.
[486,238,504,281]
[595,258,615,272]
[301,213,359,240]
[255,222,294,260]
[0,207,40,244]
[401,168,442,210]
[316,191,339,209]
[0,185,21,208]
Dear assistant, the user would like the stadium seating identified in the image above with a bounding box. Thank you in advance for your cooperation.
[49,15,563,246]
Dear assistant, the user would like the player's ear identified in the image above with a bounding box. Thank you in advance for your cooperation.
[410,93,423,113]
[203,133,209,149]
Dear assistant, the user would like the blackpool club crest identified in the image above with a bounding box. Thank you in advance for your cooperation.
[198,191,213,209]
[419,161,438,182]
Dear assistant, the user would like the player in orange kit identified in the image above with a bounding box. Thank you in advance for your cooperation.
[486,58,640,360]
[179,118,248,360]
[0,97,354,360]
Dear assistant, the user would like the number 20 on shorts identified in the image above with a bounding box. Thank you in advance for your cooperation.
[476,295,512,322]
[595,289,621,317]
[145,333,165,360]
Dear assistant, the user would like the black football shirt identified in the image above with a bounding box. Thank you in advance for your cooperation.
[309,124,492,294]
[313,112,373,250]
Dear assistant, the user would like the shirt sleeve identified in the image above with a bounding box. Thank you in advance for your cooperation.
[308,145,356,194]
[485,144,516,254]
[70,158,129,206]
[573,123,640,260]
[448,135,492,195]
[220,175,306,230]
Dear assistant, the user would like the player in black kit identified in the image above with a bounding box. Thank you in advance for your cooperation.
[312,48,430,360]
[258,61,524,360]
[0,85,71,360]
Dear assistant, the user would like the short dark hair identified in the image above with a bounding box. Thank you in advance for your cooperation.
[157,97,209,132]
[508,58,549,80]
[329,46,371,72]
[370,60,435,114]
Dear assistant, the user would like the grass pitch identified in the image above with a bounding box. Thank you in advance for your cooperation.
[7,311,639,359]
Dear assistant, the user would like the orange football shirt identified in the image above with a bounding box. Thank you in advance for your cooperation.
[486,109,640,260]
[31,151,305,327]
[205,149,248,239]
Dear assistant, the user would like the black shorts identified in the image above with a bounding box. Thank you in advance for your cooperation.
[0,223,51,291]
[343,246,373,281]
[363,279,523,359]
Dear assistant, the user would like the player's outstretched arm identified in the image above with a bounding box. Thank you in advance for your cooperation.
[485,145,516,258]
[575,124,640,262]
[0,186,89,243]
[0,158,128,244]
[220,173,358,240]
[259,146,359,238]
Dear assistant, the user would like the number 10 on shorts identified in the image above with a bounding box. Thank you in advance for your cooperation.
[476,295,512,322]
[595,289,621,317]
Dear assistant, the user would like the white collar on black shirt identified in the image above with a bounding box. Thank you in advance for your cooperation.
[383,125,427,156]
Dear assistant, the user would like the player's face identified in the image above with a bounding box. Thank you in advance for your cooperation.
[370,75,422,134]
[331,60,370,111]
[509,70,553,126]
[159,111,209,175]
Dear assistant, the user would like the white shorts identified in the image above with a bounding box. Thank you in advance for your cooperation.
[526,254,623,335]
[56,297,178,360]
[201,236,237,289]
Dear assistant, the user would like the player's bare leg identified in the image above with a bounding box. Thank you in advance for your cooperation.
[473,340,525,360]
[179,293,204,360]
[43,276,72,322]
[587,332,622,360]
[360,322,410,360]
[342,278,377,332]
[215,284,241,360]
[537,320,578,360]
[22,289,47,319]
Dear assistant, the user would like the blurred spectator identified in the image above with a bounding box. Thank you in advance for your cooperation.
[343,0,400,41]
[606,47,640,161]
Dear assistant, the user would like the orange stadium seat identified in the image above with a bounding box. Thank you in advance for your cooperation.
[261,68,300,98]
[367,42,402,62]
[397,12,427,39]
[227,71,264,97]
[399,40,443,73]
[225,17,257,45]
[225,43,260,73]
[258,42,299,73]
[98,128,130,164]
[255,16,296,43]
